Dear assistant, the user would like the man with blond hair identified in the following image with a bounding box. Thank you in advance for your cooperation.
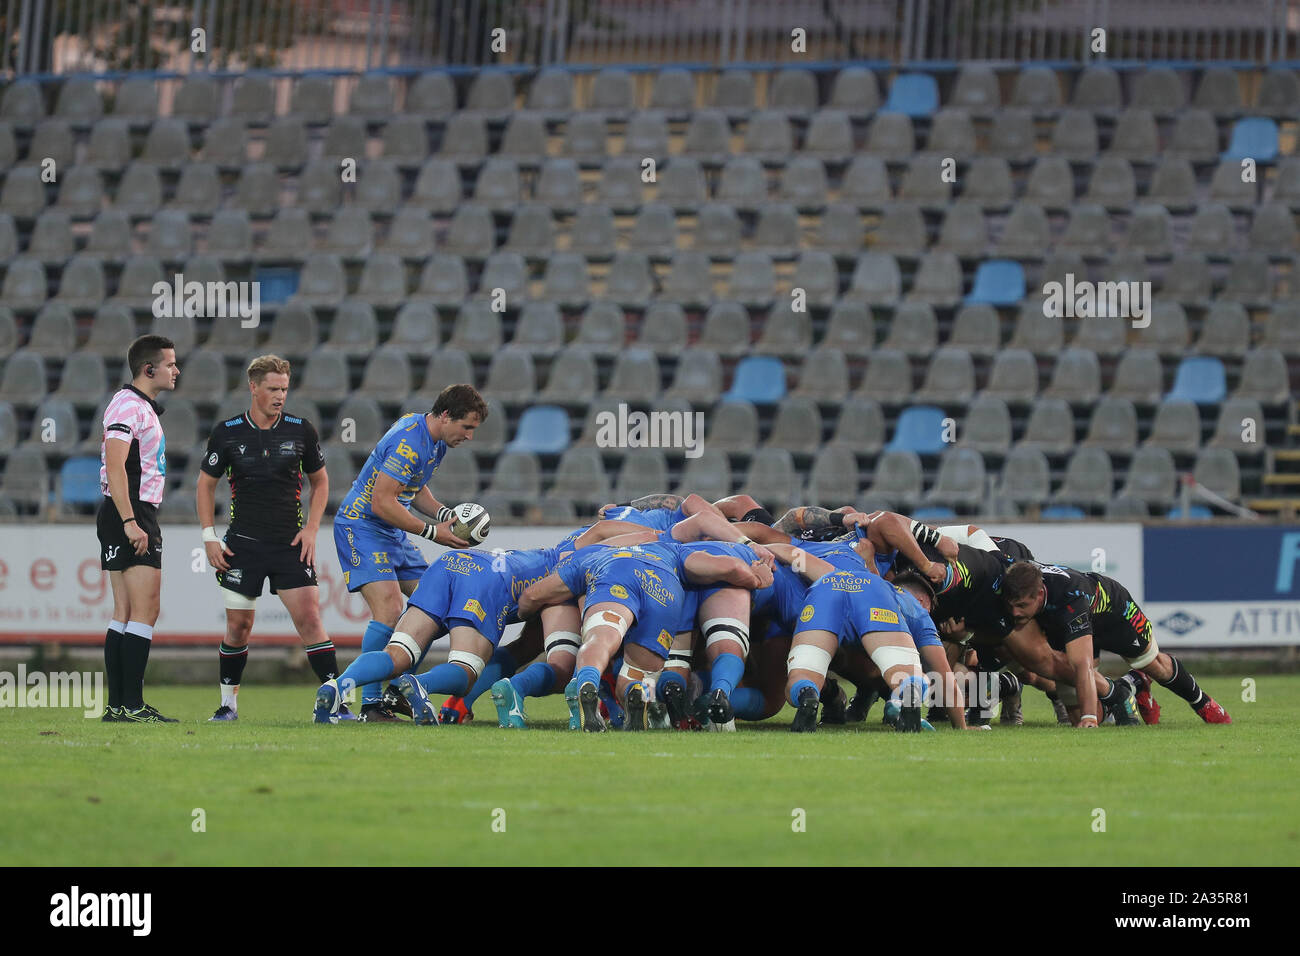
[197,355,337,721]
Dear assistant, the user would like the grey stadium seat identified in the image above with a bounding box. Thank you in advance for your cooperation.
[1017,397,1076,456]
[541,251,591,307]
[821,301,875,358]
[29,210,74,265]
[1120,446,1177,508]
[1193,447,1241,502]
[411,159,462,213]
[845,252,901,305]
[754,301,811,357]
[915,348,975,406]
[358,347,413,405]
[1072,65,1121,112]
[264,301,320,361]
[445,301,502,359]
[666,349,723,404]
[602,348,661,402]
[612,449,671,505]
[1210,398,1267,454]
[807,446,861,505]
[705,401,760,454]
[511,302,565,357]
[948,304,1001,356]
[743,448,799,512]
[636,302,689,356]
[1008,304,1063,355]
[999,446,1051,506]
[982,349,1038,404]
[0,350,48,410]
[1233,348,1291,404]
[483,348,537,404]
[295,254,347,308]
[817,204,865,258]
[539,347,598,405]
[1146,400,1202,455]
[1042,348,1101,404]
[960,396,1012,455]
[1083,395,1139,451]
[766,396,824,456]
[1053,447,1114,509]
[486,452,542,505]
[1195,302,1251,357]
[573,301,625,356]
[415,254,469,306]
[2,257,48,311]
[792,347,850,404]
[829,397,885,454]
[386,302,440,357]
[925,447,987,511]
[1,445,50,511]
[173,349,228,406]
[85,304,136,357]
[675,448,732,502]
[293,348,350,403]
[857,348,914,404]
[550,447,612,509]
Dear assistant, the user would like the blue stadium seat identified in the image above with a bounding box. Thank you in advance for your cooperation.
[58,456,103,508]
[1166,504,1214,519]
[883,74,938,117]
[1165,356,1227,405]
[505,405,571,455]
[965,260,1025,306]
[722,356,786,404]
[1222,117,1278,162]
[886,405,949,455]
[910,506,956,521]
[1041,504,1087,520]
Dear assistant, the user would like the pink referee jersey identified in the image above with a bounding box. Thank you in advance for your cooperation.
[99,385,167,504]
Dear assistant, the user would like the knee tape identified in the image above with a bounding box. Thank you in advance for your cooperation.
[619,659,661,685]
[1125,639,1159,670]
[448,649,486,681]
[387,631,423,665]
[787,643,832,678]
[544,630,581,659]
[222,590,257,611]
[582,609,630,642]
[703,617,750,656]
[870,643,922,674]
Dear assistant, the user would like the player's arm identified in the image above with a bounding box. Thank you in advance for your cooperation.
[370,472,469,548]
[294,467,328,566]
[572,519,646,549]
[628,493,684,512]
[765,543,835,582]
[412,485,454,523]
[196,471,234,571]
[597,530,661,549]
[1064,632,1100,727]
[676,492,726,521]
[772,506,836,535]
[103,425,149,556]
[849,511,947,584]
[681,552,770,590]
[670,511,776,566]
[729,521,793,545]
[518,571,577,618]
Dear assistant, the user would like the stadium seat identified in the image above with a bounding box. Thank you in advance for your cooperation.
[146,208,193,262]
[410,158,462,213]
[476,255,530,304]
[887,405,948,455]
[1,445,50,513]
[293,348,350,404]
[662,251,715,306]
[1167,109,1219,163]
[807,446,860,505]
[1194,68,1241,115]
[792,348,850,404]
[0,400,17,454]
[505,405,571,456]
[754,300,811,357]
[1043,349,1101,404]
[358,347,413,405]
[945,304,1000,357]
[1017,397,1076,456]
[1106,108,1159,161]
[26,396,79,454]
[744,108,792,160]
[860,450,922,511]
[675,447,732,503]
[26,119,74,172]
[613,448,671,503]
[693,202,742,254]
[995,202,1051,257]
[603,348,662,403]
[534,159,582,214]
[1220,252,1272,305]
[1207,162,1256,212]
[1082,395,1139,451]
[813,205,863,260]
[846,251,902,304]
[915,349,976,406]
[999,446,1051,506]
[960,396,1013,455]
[636,302,689,356]
[935,203,988,257]
[684,110,732,166]
[907,251,963,307]
[965,259,1024,306]
[412,253,468,306]
[828,397,885,454]
[1146,400,1202,454]
[1161,253,1212,304]
[569,301,623,357]
[382,114,430,170]
[729,252,776,308]
[1120,446,1178,508]
[982,349,1039,404]
[1072,65,1121,112]
[1194,302,1250,357]
[1261,301,1300,350]
[0,212,15,263]
[27,303,77,357]
[1053,446,1114,509]
[770,68,818,114]
[899,155,951,208]
[412,348,476,410]
[623,111,670,163]
[819,301,874,357]
[883,73,937,117]
[445,302,502,359]
[1209,398,1266,453]
[550,446,612,509]
[988,109,1035,162]
[1146,157,1197,210]
[1249,203,1297,255]
[381,208,434,260]
[628,202,678,257]
[1008,305,1063,355]
[666,350,723,404]
[1071,309,1128,356]
[2,257,48,311]
[563,112,607,166]
[857,348,913,405]
[865,112,915,161]
[566,206,615,263]
[483,349,538,404]
[1166,356,1227,405]
[1257,69,1299,116]
[1222,117,1278,162]
[539,347,598,406]
[743,448,799,512]
[1233,348,1291,404]
[28,208,75,268]
[1125,203,1173,258]
[605,252,655,308]
[764,396,824,457]
[951,64,1000,116]
[0,79,42,131]
[840,156,891,210]
[723,356,785,405]
[925,447,986,511]
[264,301,320,361]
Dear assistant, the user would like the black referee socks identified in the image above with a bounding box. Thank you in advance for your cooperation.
[104,624,124,709]
[120,622,154,711]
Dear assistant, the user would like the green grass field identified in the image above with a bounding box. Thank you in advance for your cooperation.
[3,676,1297,866]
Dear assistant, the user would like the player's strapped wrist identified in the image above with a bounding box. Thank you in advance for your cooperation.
[435,506,455,523]
[420,522,439,540]
[201,526,220,544]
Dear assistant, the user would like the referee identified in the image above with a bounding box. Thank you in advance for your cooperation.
[98,334,180,722]
[196,355,346,720]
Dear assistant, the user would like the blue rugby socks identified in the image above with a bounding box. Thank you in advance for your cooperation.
[359,621,394,704]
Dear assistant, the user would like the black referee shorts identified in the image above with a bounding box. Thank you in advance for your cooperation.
[216,534,318,599]
[97,498,162,570]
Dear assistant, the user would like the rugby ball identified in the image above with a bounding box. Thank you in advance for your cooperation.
[451,502,491,544]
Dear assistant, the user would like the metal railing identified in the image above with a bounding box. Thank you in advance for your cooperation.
[2,0,1298,78]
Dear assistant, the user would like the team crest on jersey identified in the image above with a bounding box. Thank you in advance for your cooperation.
[609,584,629,599]
[799,604,815,623]
[462,599,486,622]
[656,629,673,650]
[207,452,219,466]
[279,441,296,455]
[869,607,899,624]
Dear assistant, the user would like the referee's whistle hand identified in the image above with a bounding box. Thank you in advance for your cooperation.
[205,540,232,571]
[127,524,150,556]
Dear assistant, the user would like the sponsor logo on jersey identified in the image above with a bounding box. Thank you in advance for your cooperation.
[609,584,629,599]
[869,607,899,624]
[829,573,863,593]
[104,545,120,562]
[207,452,219,466]
[371,552,390,565]
[657,629,673,650]
[462,599,486,622]
[800,604,815,623]
[443,552,484,576]
[279,440,296,455]
[224,569,243,585]
[634,568,675,607]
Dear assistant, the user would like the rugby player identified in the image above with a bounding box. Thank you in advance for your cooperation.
[517,537,772,731]
[332,385,485,720]
[1001,562,1231,725]
[97,335,180,722]
[197,355,340,721]
[314,546,561,723]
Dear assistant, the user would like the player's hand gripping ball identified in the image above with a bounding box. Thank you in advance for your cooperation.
[451,502,491,545]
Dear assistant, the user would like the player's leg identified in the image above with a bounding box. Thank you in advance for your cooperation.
[393,624,494,724]
[697,587,751,731]
[920,642,967,729]
[495,604,580,728]
[1133,641,1229,723]
[572,601,635,732]
[211,605,254,721]
[731,631,791,721]
[785,629,837,732]
[275,582,350,720]
[612,643,665,731]
[453,615,539,725]
[103,570,130,718]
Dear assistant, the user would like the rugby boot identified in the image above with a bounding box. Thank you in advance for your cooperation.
[359,701,402,722]
[1195,697,1232,724]
[1129,670,1161,724]
[707,688,736,732]
[564,678,580,730]
[100,706,124,722]
[819,679,848,725]
[578,681,606,732]
[999,692,1024,726]
[381,684,413,718]
[208,705,238,722]
[790,685,819,733]
[623,682,647,731]
[394,674,440,725]
[438,696,472,724]
[490,678,529,729]
[846,687,877,722]
[122,703,178,723]
[314,679,341,724]
[659,678,700,731]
